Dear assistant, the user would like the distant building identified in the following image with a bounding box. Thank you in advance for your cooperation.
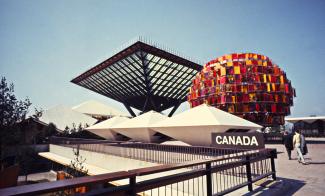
[285,116,325,137]
[39,105,97,131]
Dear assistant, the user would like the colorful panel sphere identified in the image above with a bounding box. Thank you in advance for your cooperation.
[187,53,296,127]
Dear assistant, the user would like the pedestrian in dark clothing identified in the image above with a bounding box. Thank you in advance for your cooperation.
[283,131,293,160]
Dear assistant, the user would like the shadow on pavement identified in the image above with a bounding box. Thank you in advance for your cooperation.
[280,177,306,196]
[290,157,312,160]
[241,177,305,196]
[306,140,325,144]
[307,161,325,164]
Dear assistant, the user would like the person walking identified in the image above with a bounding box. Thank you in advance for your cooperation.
[300,131,308,157]
[282,131,293,160]
[293,130,306,164]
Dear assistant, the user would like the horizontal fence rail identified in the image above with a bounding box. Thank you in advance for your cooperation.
[65,142,250,164]
[0,148,277,196]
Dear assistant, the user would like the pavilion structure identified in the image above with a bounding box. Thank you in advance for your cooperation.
[71,38,202,117]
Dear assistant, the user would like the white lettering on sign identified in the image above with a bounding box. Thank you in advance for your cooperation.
[215,135,259,146]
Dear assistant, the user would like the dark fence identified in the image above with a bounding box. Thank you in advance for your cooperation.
[264,133,283,144]
[68,142,249,164]
[49,136,114,144]
[0,148,277,196]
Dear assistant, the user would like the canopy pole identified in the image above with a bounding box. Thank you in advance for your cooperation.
[123,103,136,117]
[168,102,182,117]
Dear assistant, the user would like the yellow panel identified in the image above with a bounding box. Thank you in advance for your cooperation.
[232,96,236,103]
[249,93,256,101]
[246,60,253,65]
[267,83,271,92]
[216,86,220,93]
[234,66,240,74]
[263,74,267,82]
[227,61,233,67]
[226,55,232,60]
[263,61,267,67]
[220,67,226,76]
[242,85,248,93]
[280,75,284,84]
[258,60,262,66]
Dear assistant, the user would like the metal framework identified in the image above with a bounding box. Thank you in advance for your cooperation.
[71,40,202,117]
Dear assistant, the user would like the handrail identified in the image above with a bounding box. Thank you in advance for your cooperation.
[129,148,273,176]
[0,171,135,196]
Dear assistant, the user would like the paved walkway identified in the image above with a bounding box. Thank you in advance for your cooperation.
[266,138,325,196]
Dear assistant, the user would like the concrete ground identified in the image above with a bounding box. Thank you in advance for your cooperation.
[266,138,325,196]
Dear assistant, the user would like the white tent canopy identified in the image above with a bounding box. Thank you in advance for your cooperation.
[151,104,262,146]
[39,105,97,131]
[85,116,130,140]
[111,111,168,143]
[72,100,129,117]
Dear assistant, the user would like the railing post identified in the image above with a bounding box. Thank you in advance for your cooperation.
[270,149,277,180]
[206,162,212,196]
[245,155,253,192]
[128,176,136,196]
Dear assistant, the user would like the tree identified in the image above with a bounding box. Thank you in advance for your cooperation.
[32,107,43,120]
[68,146,88,177]
[0,77,31,159]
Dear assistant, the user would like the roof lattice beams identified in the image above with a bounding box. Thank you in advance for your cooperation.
[100,64,144,97]
[168,69,197,99]
[94,70,138,98]
[81,77,123,101]
[154,63,185,98]
[160,66,192,99]
[88,73,132,101]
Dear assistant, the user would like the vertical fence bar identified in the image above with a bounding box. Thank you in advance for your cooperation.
[245,155,253,192]
[270,150,277,180]
[128,176,136,196]
[206,162,212,196]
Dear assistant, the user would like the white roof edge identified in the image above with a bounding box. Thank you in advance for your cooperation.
[285,116,325,121]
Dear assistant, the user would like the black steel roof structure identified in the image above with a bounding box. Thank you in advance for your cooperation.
[71,39,202,117]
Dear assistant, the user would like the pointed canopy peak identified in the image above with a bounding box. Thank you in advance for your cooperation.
[112,110,168,129]
[72,100,129,117]
[153,104,262,128]
[85,116,129,130]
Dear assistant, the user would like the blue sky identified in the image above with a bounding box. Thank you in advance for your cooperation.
[0,0,324,117]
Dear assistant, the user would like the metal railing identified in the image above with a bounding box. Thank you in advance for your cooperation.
[0,148,277,196]
[66,142,250,164]
[49,136,114,144]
